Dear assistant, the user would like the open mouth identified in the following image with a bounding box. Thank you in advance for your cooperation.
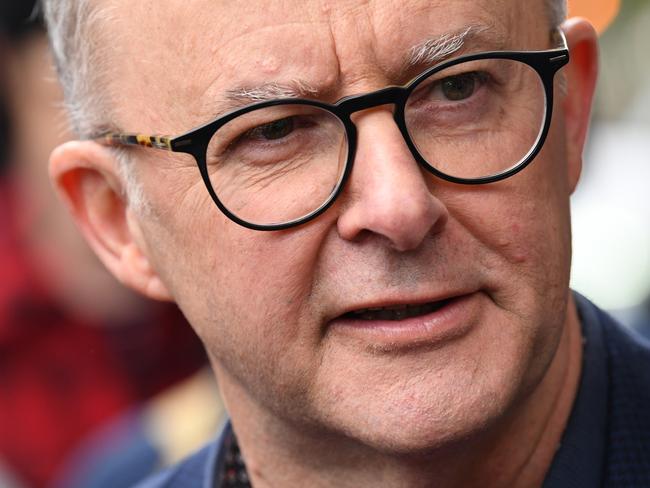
[341,298,455,321]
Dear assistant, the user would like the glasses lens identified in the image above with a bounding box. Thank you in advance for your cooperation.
[405,58,546,180]
[206,104,348,227]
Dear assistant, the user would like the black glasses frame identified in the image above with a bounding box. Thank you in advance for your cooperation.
[97,34,569,231]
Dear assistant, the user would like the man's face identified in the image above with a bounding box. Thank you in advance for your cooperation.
[106,0,578,450]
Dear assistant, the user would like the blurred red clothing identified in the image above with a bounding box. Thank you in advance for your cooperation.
[0,181,207,487]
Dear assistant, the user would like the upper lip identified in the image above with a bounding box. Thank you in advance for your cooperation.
[328,289,477,321]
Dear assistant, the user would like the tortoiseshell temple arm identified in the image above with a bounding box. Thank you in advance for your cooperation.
[98,133,174,151]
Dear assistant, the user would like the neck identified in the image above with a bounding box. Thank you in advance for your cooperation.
[215,296,583,488]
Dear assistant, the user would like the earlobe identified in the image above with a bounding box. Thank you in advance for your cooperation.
[560,18,599,192]
[123,211,174,301]
[49,140,173,301]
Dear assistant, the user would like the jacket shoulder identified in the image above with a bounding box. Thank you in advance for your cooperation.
[598,308,650,486]
[134,440,220,488]
[601,307,650,390]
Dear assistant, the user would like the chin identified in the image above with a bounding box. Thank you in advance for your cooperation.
[313,349,523,457]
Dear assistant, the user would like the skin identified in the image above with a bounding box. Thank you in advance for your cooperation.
[50,1,598,486]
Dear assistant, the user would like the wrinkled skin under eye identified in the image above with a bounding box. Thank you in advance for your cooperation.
[206,115,316,170]
[217,112,337,166]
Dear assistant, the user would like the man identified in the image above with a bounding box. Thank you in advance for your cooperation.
[41,0,650,486]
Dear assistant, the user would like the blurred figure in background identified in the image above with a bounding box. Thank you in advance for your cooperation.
[0,3,215,486]
[569,0,650,339]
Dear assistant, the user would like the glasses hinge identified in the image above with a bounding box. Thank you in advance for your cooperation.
[549,54,569,64]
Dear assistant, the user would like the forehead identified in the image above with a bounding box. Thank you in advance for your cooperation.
[104,0,547,132]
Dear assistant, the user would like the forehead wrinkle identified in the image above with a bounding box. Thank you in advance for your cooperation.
[198,24,507,121]
[154,3,519,130]
[184,20,339,124]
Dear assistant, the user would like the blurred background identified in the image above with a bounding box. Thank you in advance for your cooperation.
[0,3,221,488]
[0,0,648,487]
[570,0,650,333]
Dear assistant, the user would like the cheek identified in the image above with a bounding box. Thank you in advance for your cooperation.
[442,158,573,317]
[135,156,314,320]
[187,222,343,420]
[489,221,533,266]
[450,191,566,264]
[148,194,331,356]
[493,209,569,273]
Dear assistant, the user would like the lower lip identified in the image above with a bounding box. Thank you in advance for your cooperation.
[328,293,480,352]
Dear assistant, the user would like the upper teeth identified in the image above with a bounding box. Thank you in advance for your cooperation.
[350,302,447,321]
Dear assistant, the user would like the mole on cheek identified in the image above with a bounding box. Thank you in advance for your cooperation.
[495,223,528,264]
[508,223,529,264]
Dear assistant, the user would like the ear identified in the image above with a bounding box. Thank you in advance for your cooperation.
[560,18,599,193]
[49,140,173,301]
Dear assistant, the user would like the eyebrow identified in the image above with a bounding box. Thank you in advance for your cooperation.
[224,80,320,106]
[405,25,487,69]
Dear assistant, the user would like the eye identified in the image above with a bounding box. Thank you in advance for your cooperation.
[244,117,295,141]
[438,72,486,101]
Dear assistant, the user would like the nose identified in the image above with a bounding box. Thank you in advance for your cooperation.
[336,109,448,252]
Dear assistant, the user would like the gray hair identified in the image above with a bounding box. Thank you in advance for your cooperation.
[42,0,115,137]
[42,0,149,209]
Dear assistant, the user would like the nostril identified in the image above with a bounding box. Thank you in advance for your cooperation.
[337,188,449,251]
[387,198,448,252]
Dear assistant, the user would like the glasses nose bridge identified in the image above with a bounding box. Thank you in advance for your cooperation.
[337,86,408,118]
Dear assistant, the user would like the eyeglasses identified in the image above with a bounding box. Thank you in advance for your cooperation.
[96,32,569,231]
